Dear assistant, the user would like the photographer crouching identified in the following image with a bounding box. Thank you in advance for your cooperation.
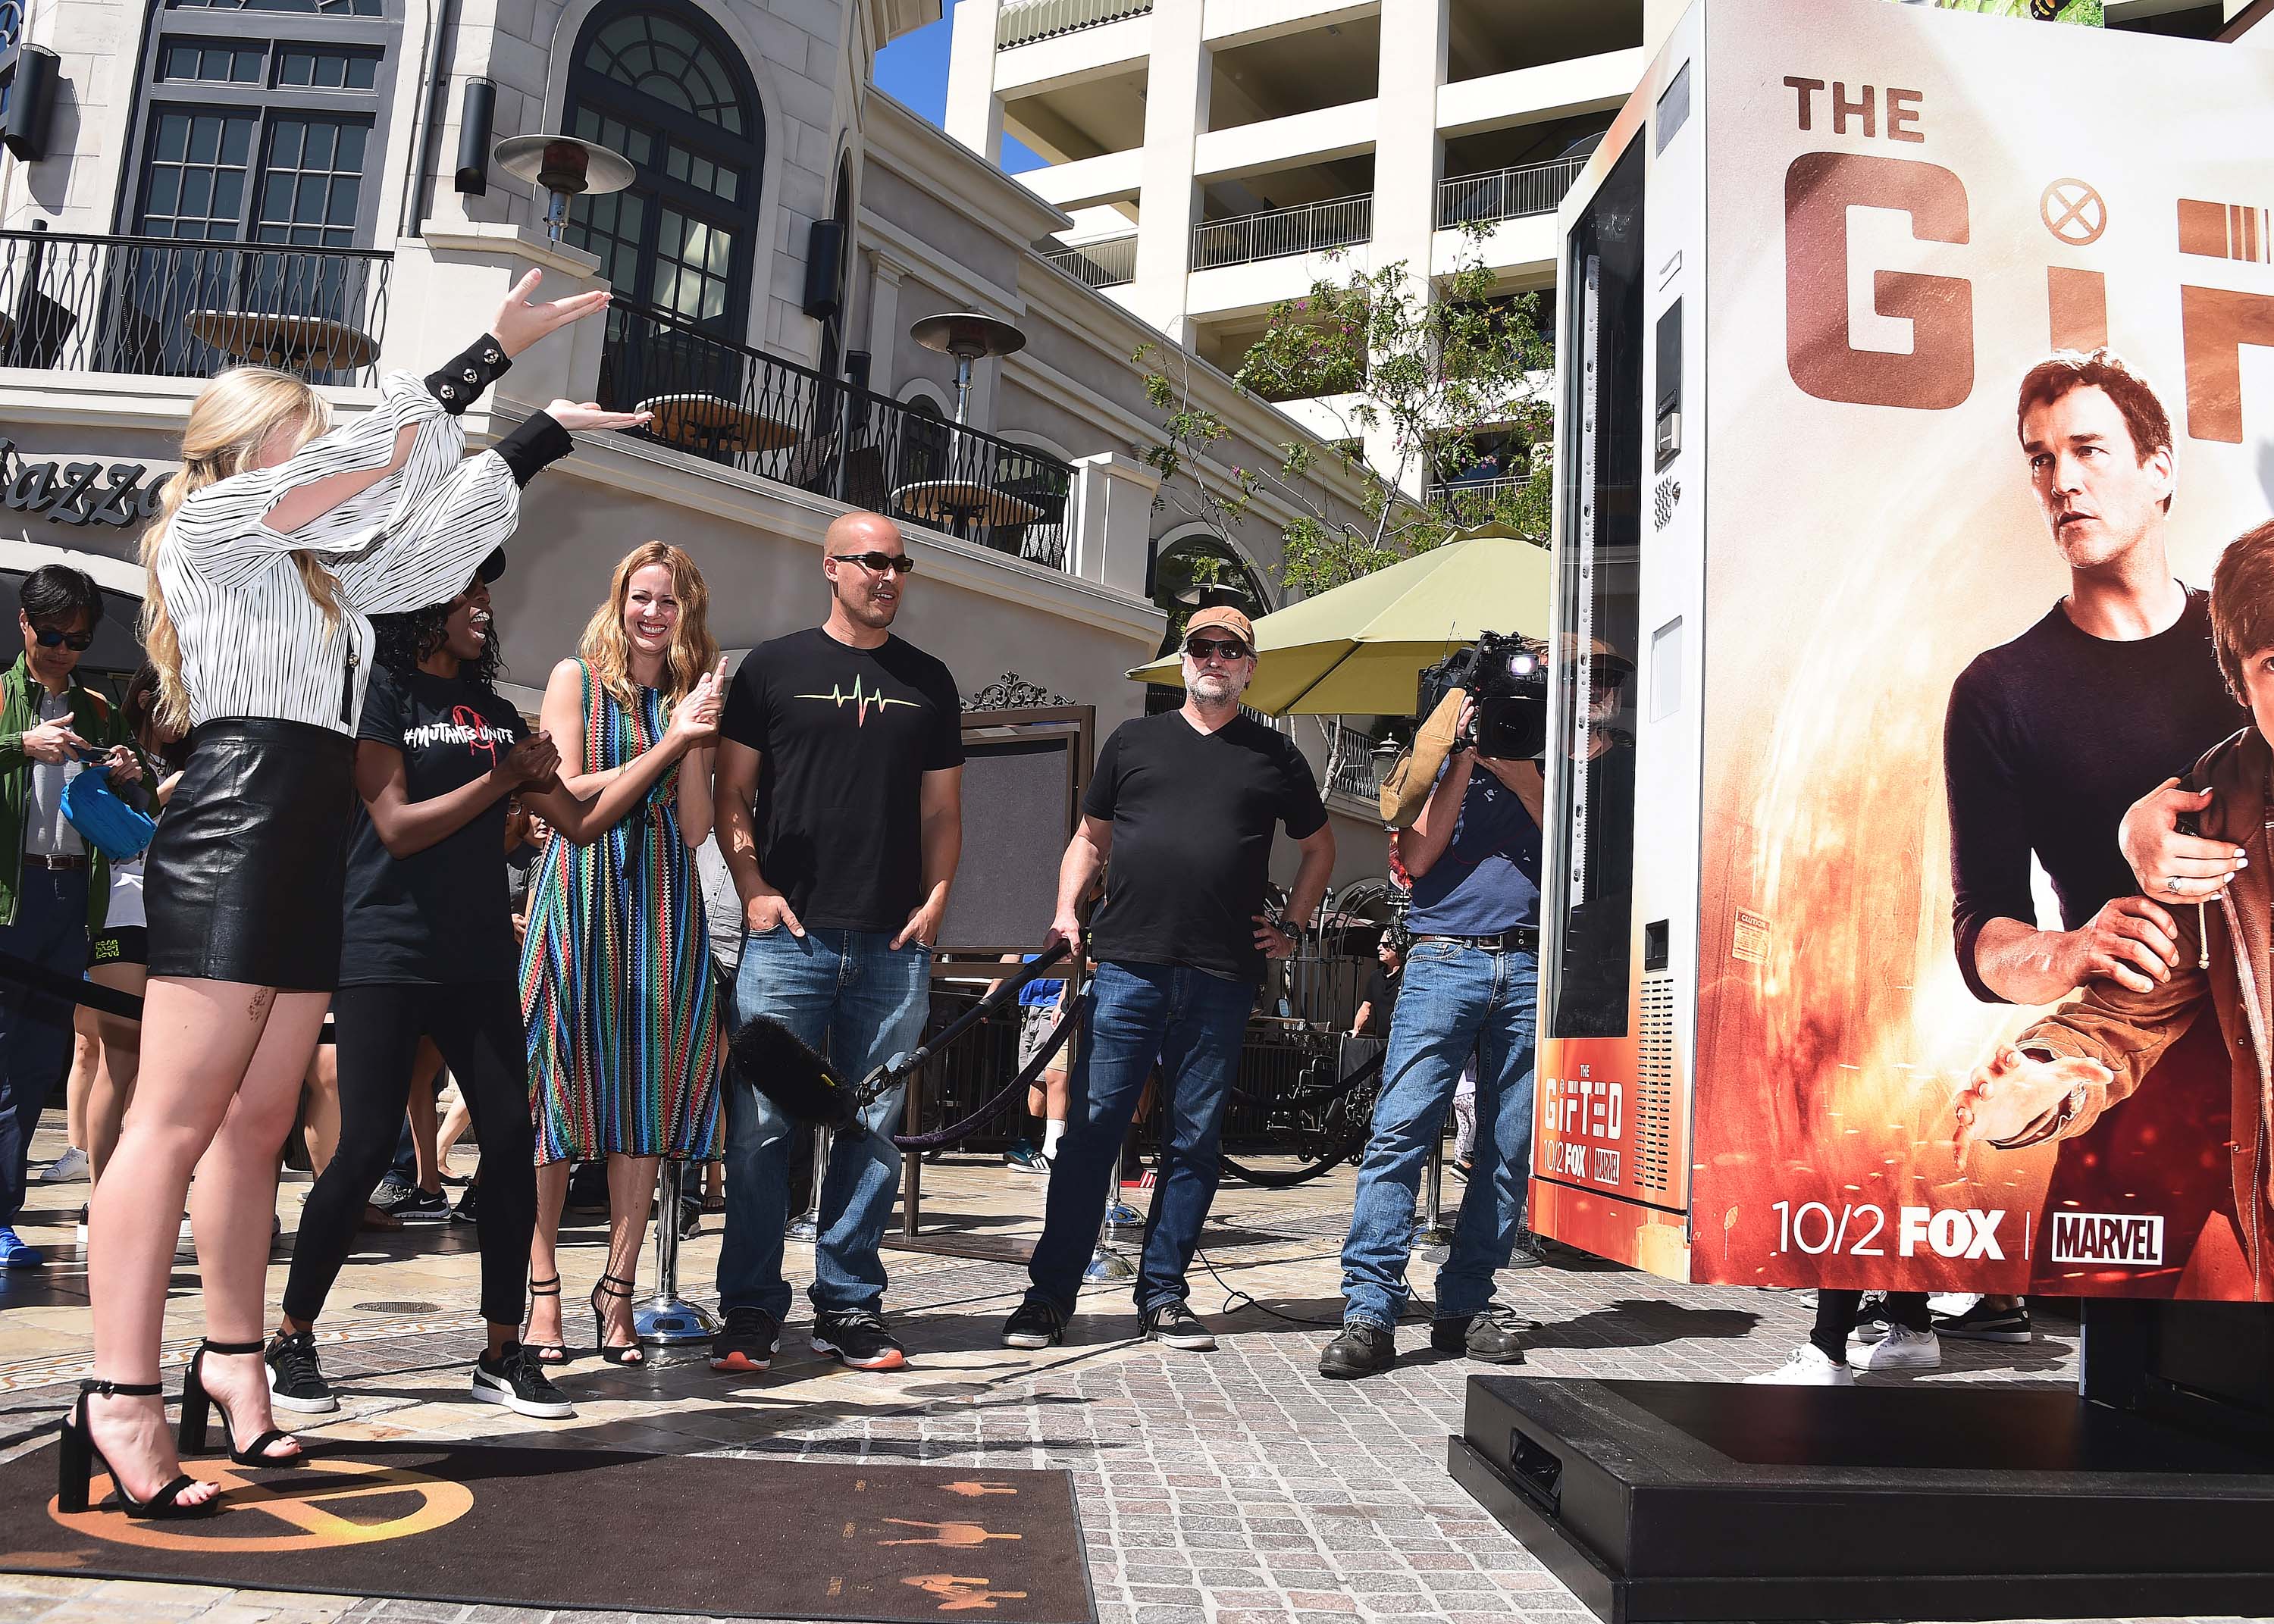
[1321,637,1546,1378]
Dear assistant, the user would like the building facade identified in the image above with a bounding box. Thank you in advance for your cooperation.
[0,0,1399,901]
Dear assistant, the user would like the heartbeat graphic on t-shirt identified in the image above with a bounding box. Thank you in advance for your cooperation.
[794,676,920,726]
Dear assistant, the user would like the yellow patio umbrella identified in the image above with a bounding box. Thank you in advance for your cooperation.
[1129,524,1552,716]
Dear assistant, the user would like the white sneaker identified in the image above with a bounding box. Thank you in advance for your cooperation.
[1928,1292,1978,1318]
[1850,1325,1940,1371]
[36,1147,89,1184]
[1746,1344,1856,1386]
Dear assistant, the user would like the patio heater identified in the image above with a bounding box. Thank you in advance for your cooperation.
[908,311,1026,424]
[492,133,635,246]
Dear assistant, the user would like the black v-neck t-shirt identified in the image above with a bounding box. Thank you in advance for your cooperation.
[340,666,525,986]
[1944,588,2244,1003]
[1083,710,1327,983]
[721,627,965,934]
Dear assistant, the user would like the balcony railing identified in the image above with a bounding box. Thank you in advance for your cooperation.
[597,298,1075,571]
[1436,155,1590,232]
[1192,194,1372,272]
[0,230,392,386]
[998,0,1151,49]
[1327,721,1392,805]
[1433,474,1539,526]
[1040,233,1136,290]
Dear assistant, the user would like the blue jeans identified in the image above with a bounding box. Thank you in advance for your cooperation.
[1026,960,1254,1318]
[717,927,929,1321]
[1340,942,1536,1330]
[0,868,86,1225]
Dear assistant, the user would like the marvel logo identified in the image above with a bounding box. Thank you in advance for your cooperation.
[2048,1212,2165,1267]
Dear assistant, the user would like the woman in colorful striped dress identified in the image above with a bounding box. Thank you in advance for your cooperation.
[520,540,726,1365]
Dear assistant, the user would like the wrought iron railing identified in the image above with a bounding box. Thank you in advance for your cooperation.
[1436,155,1589,231]
[1326,721,1391,804]
[0,229,392,385]
[597,298,1075,570]
[1040,233,1136,290]
[1191,193,1372,272]
[1433,474,1539,526]
[998,0,1151,49]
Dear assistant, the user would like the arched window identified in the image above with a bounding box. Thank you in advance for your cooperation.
[1146,530,1273,712]
[563,0,760,338]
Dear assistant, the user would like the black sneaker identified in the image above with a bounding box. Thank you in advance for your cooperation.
[1430,1302,1528,1363]
[812,1309,907,1370]
[1139,1301,1217,1350]
[1001,1299,1067,1350]
[265,1328,339,1414]
[709,1306,781,1373]
[394,1188,451,1225]
[1933,1297,2033,1344]
[450,1184,480,1225]
[1319,1321,1396,1378]
[472,1343,575,1418]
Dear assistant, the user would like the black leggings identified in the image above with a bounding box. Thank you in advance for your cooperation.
[1811,1290,1929,1362]
[284,981,535,1328]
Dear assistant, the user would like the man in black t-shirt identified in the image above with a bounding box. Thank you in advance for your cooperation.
[1351,937,1402,1037]
[1001,606,1334,1353]
[710,510,964,1375]
[1895,352,2241,1358]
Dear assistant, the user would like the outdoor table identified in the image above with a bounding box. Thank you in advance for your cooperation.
[188,310,377,372]
[891,477,1044,537]
[636,392,801,455]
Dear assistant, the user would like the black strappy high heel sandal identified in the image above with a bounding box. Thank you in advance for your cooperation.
[589,1272,645,1366]
[178,1340,302,1466]
[524,1274,566,1364]
[59,1378,216,1519]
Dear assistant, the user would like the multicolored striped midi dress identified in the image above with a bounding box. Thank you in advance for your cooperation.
[520,659,721,1162]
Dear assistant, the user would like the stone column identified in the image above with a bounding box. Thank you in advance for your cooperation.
[1365,0,1449,501]
[1070,451,1163,597]
[1130,0,1208,346]
[865,252,908,397]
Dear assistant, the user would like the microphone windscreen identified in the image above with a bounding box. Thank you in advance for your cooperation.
[728,1017,860,1131]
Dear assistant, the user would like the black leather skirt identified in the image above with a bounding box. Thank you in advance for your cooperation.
[146,718,356,991]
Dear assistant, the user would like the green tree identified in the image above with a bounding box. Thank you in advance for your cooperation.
[1138,224,1553,602]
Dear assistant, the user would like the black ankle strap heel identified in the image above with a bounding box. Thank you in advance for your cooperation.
[180,1338,302,1469]
[62,1378,215,1520]
[590,1272,645,1366]
[524,1274,566,1364]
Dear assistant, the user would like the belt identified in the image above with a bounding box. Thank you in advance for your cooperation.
[1414,926,1536,953]
[22,853,86,871]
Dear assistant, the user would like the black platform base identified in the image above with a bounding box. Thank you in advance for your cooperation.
[1449,1375,2274,1622]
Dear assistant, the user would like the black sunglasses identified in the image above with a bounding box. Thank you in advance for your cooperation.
[1184,637,1251,662]
[30,624,93,652]
[830,551,917,576]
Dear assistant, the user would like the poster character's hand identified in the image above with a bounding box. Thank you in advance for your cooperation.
[1953,1046,2109,1156]
[2053,896,2182,993]
[490,269,612,358]
[2119,776,2244,906]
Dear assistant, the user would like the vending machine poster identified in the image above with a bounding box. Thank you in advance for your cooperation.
[1692,0,2274,1299]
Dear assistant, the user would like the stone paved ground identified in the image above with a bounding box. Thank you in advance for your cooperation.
[0,1124,2262,1624]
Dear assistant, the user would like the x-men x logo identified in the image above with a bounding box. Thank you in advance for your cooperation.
[49,1457,474,1552]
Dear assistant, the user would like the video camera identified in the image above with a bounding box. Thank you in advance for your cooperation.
[1417,631,1548,761]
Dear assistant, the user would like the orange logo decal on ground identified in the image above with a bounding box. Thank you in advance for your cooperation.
[49,1458,474,1554]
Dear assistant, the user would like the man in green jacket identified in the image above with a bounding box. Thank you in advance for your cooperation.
[0,565,137,1268]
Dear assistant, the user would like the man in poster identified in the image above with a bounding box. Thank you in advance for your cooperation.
[1942,351,2246,1301]
[1956,518,2274,1300]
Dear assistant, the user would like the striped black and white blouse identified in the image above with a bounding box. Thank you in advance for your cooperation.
[158,350,564,735]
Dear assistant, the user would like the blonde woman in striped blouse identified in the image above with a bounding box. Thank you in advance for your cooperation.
[67,273,644,1520]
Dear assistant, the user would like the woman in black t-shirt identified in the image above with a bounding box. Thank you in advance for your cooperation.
[264,553,609,1420]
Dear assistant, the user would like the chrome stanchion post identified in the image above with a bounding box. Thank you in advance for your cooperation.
[786,1125,826,1242]
[1083,1189,1135,1281]
[634,1168,718,1344]
[1414,1130,1455,1259]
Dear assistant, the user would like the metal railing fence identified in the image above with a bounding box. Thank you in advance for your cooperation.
[1040,234,1137,289]
[998,0,1151,48]
[1191,193,1372,271]
[1436,155,1589,230]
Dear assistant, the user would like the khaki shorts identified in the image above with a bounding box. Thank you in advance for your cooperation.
[1016,1003,1067,1076]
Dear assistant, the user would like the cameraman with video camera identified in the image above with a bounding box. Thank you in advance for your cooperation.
[1321,637,1544,1379]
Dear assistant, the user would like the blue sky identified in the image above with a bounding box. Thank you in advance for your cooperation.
[875,2,1048,173]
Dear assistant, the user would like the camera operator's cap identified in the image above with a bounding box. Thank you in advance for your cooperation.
[1185,605,1255,648]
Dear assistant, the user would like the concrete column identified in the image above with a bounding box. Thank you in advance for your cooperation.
[866,252,908,397]
[1070,451,1163,598]
[945,0,1006,163]
[1366,0,1449,501]
[1130,0,1209,346]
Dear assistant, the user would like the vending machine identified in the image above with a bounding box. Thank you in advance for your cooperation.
[1529,0,2274,1306]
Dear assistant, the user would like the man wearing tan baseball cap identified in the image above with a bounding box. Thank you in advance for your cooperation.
[1001,600,1334,1353]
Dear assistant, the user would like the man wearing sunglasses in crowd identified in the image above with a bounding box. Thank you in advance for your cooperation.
[0,565,139,1269]
[711,509,964,1374]
[1003,606,1334,1353]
